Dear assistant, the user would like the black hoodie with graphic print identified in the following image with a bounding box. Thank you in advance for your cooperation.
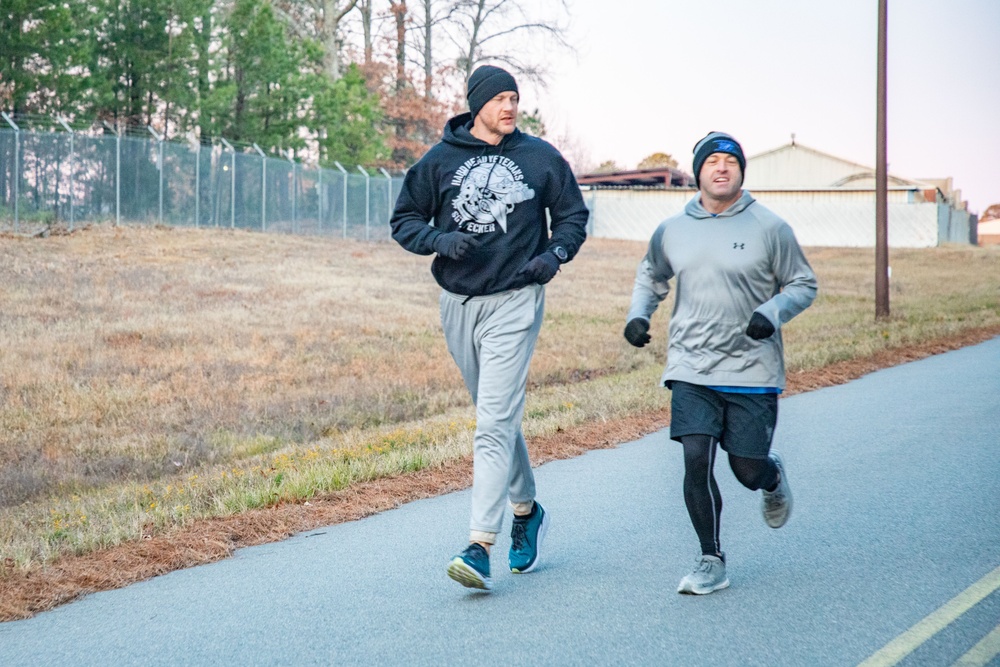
[390,113,589,297]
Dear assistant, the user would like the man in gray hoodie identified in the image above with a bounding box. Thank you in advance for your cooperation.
[624,132,817,595]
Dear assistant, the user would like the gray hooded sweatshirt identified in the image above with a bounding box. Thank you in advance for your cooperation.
[627,190,817,390]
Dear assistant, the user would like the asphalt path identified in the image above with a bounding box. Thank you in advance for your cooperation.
[2,337,999,667]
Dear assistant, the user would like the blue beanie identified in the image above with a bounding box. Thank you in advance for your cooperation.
[692,132,746,188]
[467,65,518,119]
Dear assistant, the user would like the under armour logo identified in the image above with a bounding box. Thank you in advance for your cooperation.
[733,242,745,250]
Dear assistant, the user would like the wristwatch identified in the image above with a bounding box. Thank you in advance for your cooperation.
[550,246,568,263]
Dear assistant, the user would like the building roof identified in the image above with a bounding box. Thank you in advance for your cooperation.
[744,140,931,190]
[576,139,958,204]
[577,166,694,188]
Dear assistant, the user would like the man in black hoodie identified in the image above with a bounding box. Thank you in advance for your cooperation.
[390,65,588,591]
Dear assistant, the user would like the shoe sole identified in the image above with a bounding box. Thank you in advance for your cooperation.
[447,558,492,591]
[510,510,549,574]
[763,451,793,529]
[677,578,731,595]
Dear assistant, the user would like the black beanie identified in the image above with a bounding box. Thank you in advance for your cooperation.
[692,132,746,188]
[467,65,518,119]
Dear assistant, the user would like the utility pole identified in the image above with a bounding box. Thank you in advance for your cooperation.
[875,0,890,319]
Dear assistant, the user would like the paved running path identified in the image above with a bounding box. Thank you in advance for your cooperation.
[2,337,999,666]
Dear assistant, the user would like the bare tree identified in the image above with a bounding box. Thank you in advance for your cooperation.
[419,0,434,97]
[412,0,455,98]
[555,131,594,175]
[447,0,571,83]
[272,0,361,79]
[592,160,623,175]
[344,1,459,100]
[637,152,679,170]
[390,1,407,91]
[358,0,373,65]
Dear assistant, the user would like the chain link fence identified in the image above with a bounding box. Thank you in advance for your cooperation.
[0,119,404,240]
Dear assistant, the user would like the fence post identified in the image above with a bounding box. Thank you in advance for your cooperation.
[253,143,266,232]
[147,125,164,224]
[334,161,347,238]
[283,150,296,234]
[220,138,235,228]
[587,192,597,237]
[103,121,120,227]
[117,130,121,226]
[57,117,75,230]
[357,165,370,241]
[379,168,393,231]
[317,166,323,235]
[2,112,19,231]
[194,138,200,228]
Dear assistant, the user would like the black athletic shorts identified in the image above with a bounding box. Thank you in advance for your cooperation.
[668,380,778,459]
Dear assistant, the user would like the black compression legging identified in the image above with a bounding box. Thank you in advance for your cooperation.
[681,434,780,557]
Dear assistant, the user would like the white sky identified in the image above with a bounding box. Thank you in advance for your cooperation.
[524,0,1000,214]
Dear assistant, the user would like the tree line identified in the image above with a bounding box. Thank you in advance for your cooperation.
[0,0,570,169]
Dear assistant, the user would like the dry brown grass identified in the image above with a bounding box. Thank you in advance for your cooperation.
[1,224,999,621]
[1,226,454,503]
[0,230,663,509]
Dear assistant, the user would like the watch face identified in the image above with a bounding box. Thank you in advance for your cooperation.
[553,246,568,262]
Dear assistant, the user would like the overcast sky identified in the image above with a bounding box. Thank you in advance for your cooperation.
[525,0,999,214]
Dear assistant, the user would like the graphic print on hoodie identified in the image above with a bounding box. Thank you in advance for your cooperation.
[451,156,535,234]
[390,112,589,297]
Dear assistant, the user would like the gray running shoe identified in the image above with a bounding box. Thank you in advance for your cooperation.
[762,451,793,528]
[677,554,730,595]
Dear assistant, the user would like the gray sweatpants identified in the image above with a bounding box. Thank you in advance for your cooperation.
[440,284,544,544]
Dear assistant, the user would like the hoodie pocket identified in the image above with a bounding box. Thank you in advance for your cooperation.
[669,318,756,374]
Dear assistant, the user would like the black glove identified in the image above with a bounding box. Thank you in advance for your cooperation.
[433,231,481,260]
[746,312,776,340]
[624,318,651,348]
[518,252,560,284]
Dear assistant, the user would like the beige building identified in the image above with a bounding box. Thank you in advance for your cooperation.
[581,139,977,248]
[978,218,1000,245]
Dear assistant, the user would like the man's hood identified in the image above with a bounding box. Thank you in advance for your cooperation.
[442,112,526,149]
[685,189,756,219]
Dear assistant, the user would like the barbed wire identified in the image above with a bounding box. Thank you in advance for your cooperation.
[0,112,401,176]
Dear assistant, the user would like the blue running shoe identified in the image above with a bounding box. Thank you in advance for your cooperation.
[447,543,492,590]
[509,502,549,573]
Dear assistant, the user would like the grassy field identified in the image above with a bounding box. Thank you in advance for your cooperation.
[1,224,999,579]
